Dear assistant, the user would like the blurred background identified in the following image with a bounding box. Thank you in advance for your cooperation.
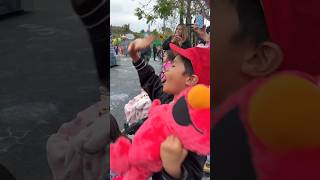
[0,0,99,179]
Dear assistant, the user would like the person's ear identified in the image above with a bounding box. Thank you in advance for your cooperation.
[186,75,199,86]
[241,41,283,77]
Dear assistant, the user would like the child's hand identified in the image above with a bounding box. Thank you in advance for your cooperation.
[160,135,188,179]
[128,35,155,62]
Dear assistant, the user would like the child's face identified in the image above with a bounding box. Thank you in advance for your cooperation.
[163,55,191,96]
[213,0,259,106]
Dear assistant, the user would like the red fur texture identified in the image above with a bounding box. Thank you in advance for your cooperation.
[110,137,131,175]
[168,108,210,155]
[110,85,210,179]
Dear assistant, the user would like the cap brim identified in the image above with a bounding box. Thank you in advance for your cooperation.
[169,43,191,60]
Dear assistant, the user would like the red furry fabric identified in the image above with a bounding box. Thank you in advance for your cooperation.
[214,71,320,180]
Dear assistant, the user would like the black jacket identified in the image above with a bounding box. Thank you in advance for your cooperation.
[162,36,192,50]
[133,58,207,180]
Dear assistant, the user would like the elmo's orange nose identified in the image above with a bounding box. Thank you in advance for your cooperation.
[249,74,320,150]
[187,85,210,109]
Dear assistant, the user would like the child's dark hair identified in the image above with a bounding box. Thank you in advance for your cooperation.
[230,0,269,44]
[180,56,195,76]
[165,50,175,62]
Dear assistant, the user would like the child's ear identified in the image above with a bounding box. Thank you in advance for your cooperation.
[241,41,283,77]
[186,75,199,86]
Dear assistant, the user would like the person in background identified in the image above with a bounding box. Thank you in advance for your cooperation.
[162,24,191,50]
[115,46,119,55]
[153,44,158,61]
[157,46,163,62]
[193,24,210,48]
[140,45,152,64]
[159,50,175,82]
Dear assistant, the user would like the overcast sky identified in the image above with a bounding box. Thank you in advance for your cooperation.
[110,0,210,33]
[110,0,161,32]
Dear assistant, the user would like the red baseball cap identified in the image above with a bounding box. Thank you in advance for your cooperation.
[170,43,210,85]
[261,0,320,75]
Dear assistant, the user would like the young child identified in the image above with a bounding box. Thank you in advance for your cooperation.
[213,0,320,179]
[127,35,210,179]
[159,50,175,82]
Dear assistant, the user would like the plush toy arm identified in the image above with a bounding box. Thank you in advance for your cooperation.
[110,136,132,175]
[148,99,161,112]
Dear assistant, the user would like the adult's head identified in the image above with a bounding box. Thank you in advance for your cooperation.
[174,24,188,43]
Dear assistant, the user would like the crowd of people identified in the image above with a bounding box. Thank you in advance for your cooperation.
[114,45,128,56]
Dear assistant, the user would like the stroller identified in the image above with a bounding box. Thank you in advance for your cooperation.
[122,89,152,135]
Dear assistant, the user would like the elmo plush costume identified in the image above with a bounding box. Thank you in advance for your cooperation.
[110,84,210,180]
[213,72,320,180]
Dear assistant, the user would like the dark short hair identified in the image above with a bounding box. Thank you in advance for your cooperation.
[179,55,195,76]
[165,50,175,61]
[230,0,269,44]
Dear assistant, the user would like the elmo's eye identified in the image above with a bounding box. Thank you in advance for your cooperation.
[173,97,203,134]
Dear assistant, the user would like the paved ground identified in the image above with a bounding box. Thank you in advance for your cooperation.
[110,56,161,130]
[0,1,99,179]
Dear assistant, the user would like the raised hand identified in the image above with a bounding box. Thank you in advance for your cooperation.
[128,35,155,62]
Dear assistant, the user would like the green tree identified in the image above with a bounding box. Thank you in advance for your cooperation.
[152,29,159,35]
[134,0,210,42]
[134,0,209,28]
[133,32,144,39]
[162,27,173,35]
[123,24,130,32]
[112,38,122,46]
[135,0,180,25]
[111,24,133,37]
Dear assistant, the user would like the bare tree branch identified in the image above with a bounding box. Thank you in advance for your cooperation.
[192,0,210,19]
[137,0,154,12]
